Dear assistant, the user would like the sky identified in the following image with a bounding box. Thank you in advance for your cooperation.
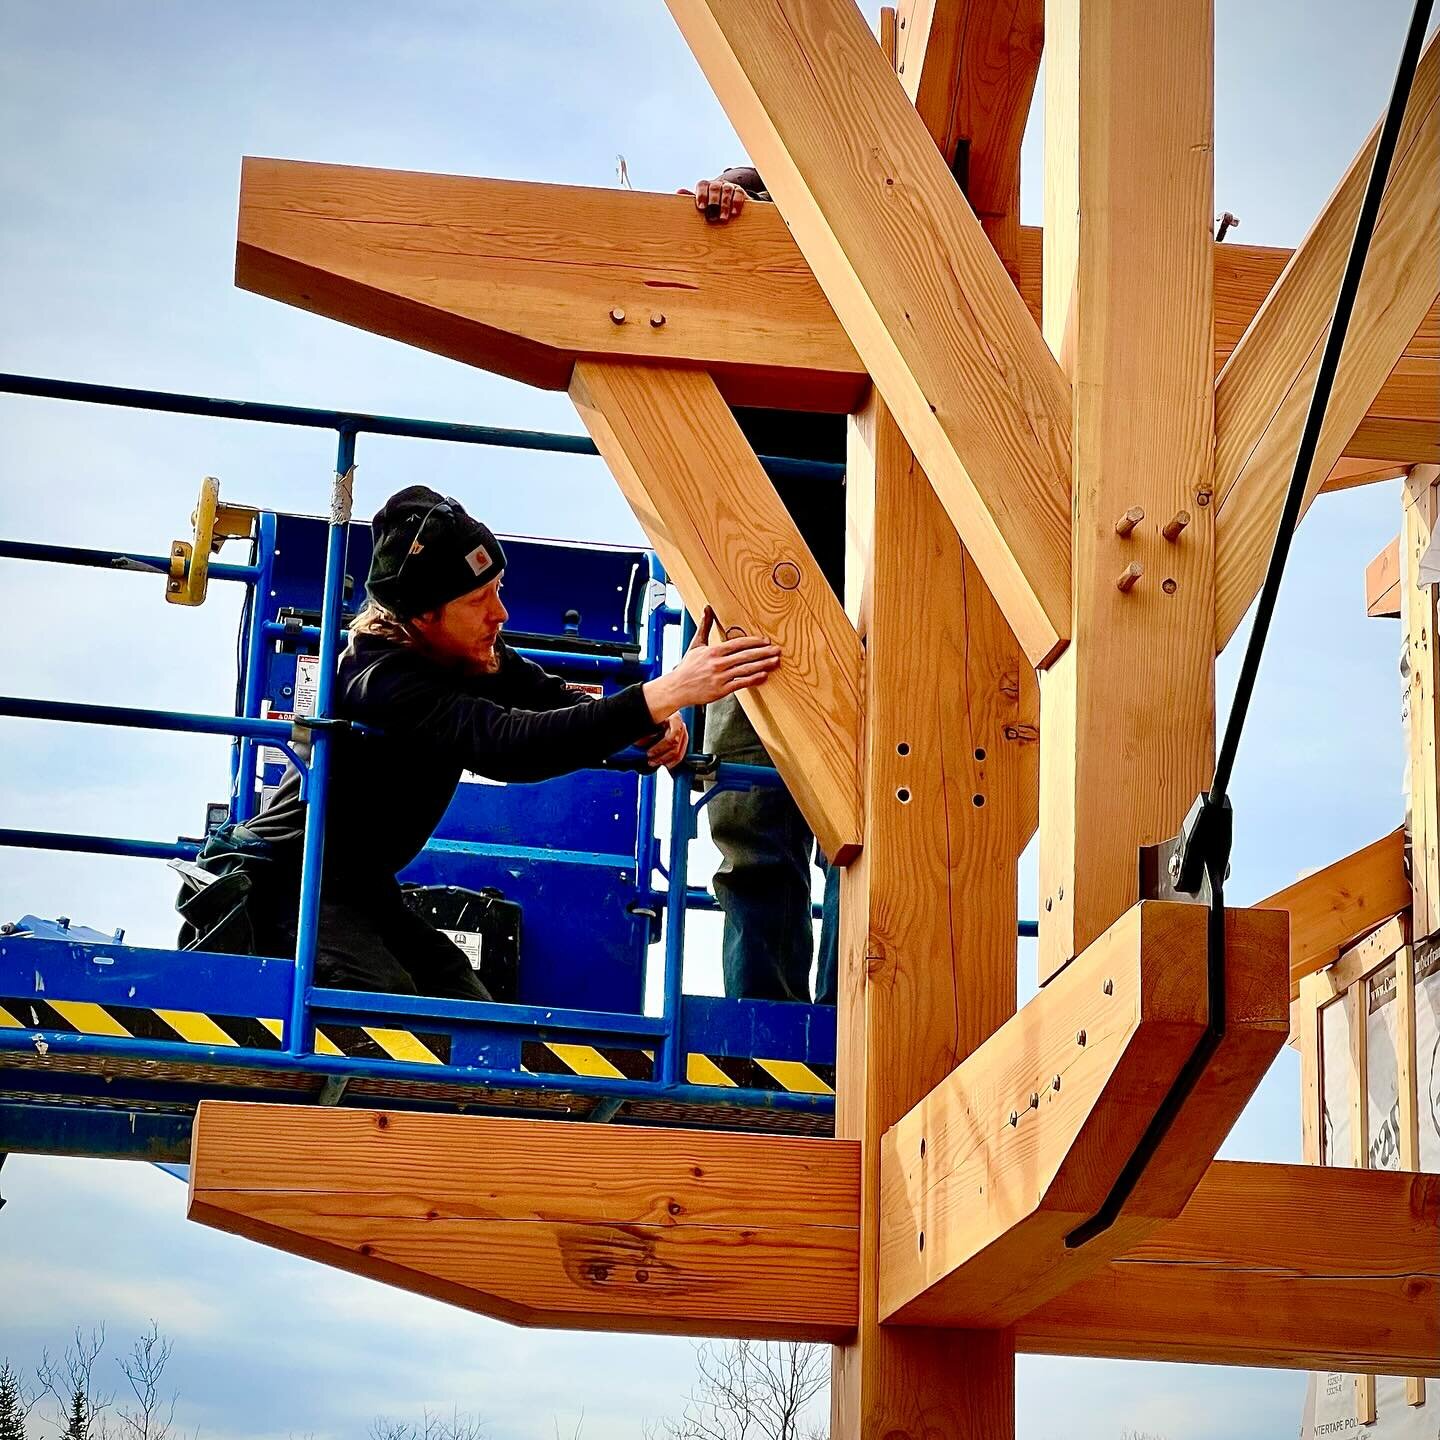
[0,0,1428,1436]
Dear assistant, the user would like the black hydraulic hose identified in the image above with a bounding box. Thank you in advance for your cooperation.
[1066,0,1432,1249]
[1212,0,1435,804]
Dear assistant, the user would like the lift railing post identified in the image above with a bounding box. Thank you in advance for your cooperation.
[233,509,278,823]
[288,427,356,1055]
[657,610,697,1088]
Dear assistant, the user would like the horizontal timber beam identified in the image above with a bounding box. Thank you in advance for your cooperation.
[1214,30,1440,648]
[1262,827,1410,997]
[237,159,1436,466]
[1015,1161,1440,1375]
[570,360,863,863]
[236,156,866,414]
[189,1103,860,1342]
[879,901,1290,1328]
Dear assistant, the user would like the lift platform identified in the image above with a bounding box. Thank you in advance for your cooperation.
[0,374,848,1163]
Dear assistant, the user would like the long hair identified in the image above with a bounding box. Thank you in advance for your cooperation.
[348,599,421,648]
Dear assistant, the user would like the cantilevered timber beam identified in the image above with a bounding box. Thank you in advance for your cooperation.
[1367,535,1402,618]
[1036,0,1217,981]
[1327,458,1409,495]
[570,361,863,863]
[896,0,1044,278]
[1015,1162,1440,1375]
[833,392,1032,1439]
[189,1104,860,1342]
[237,157,866,414]
[665,0,1074,667]
[1214,31,1440,649]
[879,901,1289,1328]
[1262,826,1410,997]
[236,160,1434,467]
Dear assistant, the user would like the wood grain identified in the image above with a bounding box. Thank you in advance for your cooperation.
[1036,0,1217,980]
[879,902,1289,1327]
[570,360,863,863]
[666,0,1075,667]
[832,391,1029,1439]
[1366,535,1402,618]
[1215,31,1440,648]
[1016,1162,1440,1374]
[1262,827,1411,997]
[896,0,1044,279]
[1404,466,1440,940]
[189,1104,860,1341]
[238,159,1435,463]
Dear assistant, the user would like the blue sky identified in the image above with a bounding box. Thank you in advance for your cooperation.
[0,0,1426,1435]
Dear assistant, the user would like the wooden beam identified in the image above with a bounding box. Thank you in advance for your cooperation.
[1214,31,1440,649]
[1263,827,1411,998]
[1036,0,1216,980]
[879,901,1289,1328]
[1404,465,1440,940]
[832,390,1029,1439]
[236,159,1435,463]
[1326,458,1408,495]
[1015,1162,1440,1375]
[1348,962,1377,1424]
[896,0,1044,277]
[189,1103,860,1342]
[570,361,863,863]
[237,156,866,414]
[1366,535,1402,618]
[665,0,1074,668]
[1395,941,1428,1403]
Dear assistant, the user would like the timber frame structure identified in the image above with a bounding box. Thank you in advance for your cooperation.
[189,3,1440,1435]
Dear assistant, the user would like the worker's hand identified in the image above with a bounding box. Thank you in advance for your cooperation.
[645,713,689,771]
[641,606,780,720]
[677,178,747,223]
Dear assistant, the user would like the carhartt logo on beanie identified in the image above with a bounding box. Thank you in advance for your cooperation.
[367,485,507,620]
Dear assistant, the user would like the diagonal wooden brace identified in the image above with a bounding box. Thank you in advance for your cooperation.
[571,361,864,863]
[878,900,1289,1328]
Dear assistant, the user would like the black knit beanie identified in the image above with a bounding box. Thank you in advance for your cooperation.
[366,486,507,620]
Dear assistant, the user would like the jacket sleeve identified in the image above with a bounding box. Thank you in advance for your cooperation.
[494,642,590,711]
[348,648,657,784]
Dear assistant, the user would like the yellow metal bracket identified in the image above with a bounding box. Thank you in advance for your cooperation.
[166,476,257,607]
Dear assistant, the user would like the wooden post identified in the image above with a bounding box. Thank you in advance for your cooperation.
[1395,938,1427,1406]
[1038,0,1217,981]
[1348,975,1377,1425]
[833,390,1031,1438]
[1404,465,1440,941]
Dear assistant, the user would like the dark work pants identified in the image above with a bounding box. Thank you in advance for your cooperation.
[260,873,492,1002]
[705,695,839,1004]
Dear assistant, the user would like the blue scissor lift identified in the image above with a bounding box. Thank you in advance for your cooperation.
[0,374,842,1168]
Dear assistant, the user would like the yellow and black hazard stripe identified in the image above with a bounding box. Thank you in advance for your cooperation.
[520,1039,833,1095]
[685,1052,834,1095]
[522,1039,654,1081]
[0,996,451,1066]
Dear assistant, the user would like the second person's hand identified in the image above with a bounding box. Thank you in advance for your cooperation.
[642,606,780,722]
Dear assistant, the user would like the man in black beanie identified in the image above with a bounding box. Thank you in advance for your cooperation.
[245,485,780,1000]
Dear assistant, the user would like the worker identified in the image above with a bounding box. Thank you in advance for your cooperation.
[240,485,781,1000]
[679,169,845,1006]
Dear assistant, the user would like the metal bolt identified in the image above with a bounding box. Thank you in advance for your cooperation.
[649,312,667,328]
[1103,978,1114,996]
[609,307,627,325]
[1114,506,1144,537]
[1116,561,1144,593]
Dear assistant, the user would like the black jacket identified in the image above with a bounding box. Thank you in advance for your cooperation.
[247,631,655,892]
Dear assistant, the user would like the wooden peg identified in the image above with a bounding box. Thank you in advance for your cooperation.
[1114,506,1144,537]
[1116,562,1143,593]
[609,308,626,325]
[1162,510,1191,542]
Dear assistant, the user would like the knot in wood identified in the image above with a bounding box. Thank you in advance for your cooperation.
[772,560,801,590]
